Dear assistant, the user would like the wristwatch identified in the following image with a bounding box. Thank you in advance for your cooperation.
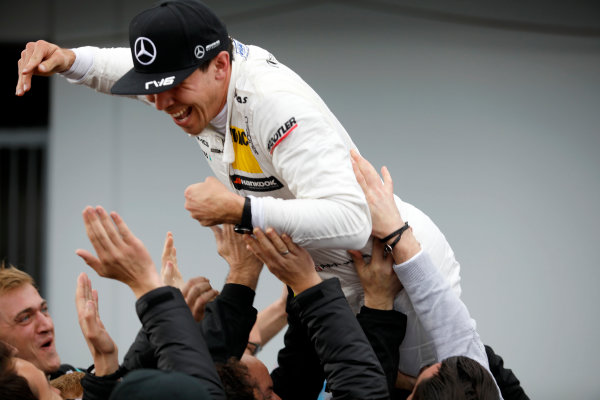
[234,197,253,234]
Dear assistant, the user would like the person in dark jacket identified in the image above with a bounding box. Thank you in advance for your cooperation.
[245,227,396,400]
[75,205,226,400]
[74,204,429,400]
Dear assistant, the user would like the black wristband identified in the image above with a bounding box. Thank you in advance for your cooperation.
[234,197,253,234]
[380,221,409,258]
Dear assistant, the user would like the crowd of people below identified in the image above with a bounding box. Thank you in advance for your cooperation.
[0,152,528,400]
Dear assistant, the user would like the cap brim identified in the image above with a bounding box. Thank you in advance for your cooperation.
[110,64,199,95]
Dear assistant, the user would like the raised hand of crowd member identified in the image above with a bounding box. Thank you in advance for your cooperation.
[210,224,264,290]
[75,206,226,400]
[245,228,390,400]
[161,231,219,322]
[350,149,421,265]
[349,239,408,398]
[349,239,402,311]
[75,206,163,299]
[75,272,118,377]
[161,231,184,289]
[244,228,321,295]
[180,276,219,322]
[351,150,502,400]
[245,284,288,356]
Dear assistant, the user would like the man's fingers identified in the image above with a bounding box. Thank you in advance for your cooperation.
[75,249,104,276]
[25,41,50,73]
[281,234,300,254]
[92,289,99,313]
[381,166,394,194]
[109,210,134,244]
[356,153,382,188]
[161,232,174,264]
[75,273,89,309]
[96,206,124,249]
[249,228,280,262]
[162,261,184,289]
[243,234,270,266]
[351,152,368,191]
[265,228,291,255]
[184,280,212,303]
[181,276,209,298]
[82,206,113,256]
[190,288,219,321]
[209,225,223,242]
[256,228,283,255]
[348,250,366,273]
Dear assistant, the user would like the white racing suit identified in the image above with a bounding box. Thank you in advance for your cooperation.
[65,40,462,377]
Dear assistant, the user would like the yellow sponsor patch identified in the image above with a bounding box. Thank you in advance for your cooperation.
[230,126,262,173]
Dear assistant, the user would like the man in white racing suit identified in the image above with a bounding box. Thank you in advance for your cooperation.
[16,0,461,378]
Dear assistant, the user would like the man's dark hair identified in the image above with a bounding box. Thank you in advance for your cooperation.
[0,341,38,400]
[413,356,500,400]
[216,357,256,400]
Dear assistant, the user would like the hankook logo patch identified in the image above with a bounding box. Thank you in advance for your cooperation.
[230,175,284,192]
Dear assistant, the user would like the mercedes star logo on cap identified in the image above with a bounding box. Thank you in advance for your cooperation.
[194,45,205,59]
[135,37,157,65]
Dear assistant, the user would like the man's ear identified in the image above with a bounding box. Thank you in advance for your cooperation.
[212,51,230,80]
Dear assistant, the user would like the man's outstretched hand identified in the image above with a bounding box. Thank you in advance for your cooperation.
[16,40,75,96]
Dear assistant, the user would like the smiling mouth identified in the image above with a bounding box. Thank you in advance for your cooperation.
[170,107,192,122]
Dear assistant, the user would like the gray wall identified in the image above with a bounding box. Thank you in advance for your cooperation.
[3,1,600,398]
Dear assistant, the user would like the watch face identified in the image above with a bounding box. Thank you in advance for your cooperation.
[234,224,253,234]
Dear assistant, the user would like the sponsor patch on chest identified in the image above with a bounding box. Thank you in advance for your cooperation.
[230,126,262,173]
[230,175,284,192]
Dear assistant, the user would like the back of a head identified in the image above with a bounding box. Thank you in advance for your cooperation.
[109,369,213,400]
[0,340,37,400]
[412,356,500,400]
[216,358,256,400]
[0,261,35,295]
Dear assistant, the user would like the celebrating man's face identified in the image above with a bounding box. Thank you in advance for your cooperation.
[0,283,61,374]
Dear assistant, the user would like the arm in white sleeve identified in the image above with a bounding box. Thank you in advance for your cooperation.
[393,251,489,371]
[252,93,371,250]
[61,46,148,102]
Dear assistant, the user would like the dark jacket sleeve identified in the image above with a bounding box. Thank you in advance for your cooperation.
[357,306,407,397]
[485,345,530,400]
[290,278,390,400]
[271,286,325,400]
[201,283,258,364]
[121,328,157,372]
[81,366,126,400]
[135,286,226,400]
[122,283,257,371]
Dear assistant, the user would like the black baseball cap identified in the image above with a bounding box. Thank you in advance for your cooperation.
[111,0,229,95]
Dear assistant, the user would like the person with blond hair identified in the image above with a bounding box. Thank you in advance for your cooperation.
[0,262,79,380]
